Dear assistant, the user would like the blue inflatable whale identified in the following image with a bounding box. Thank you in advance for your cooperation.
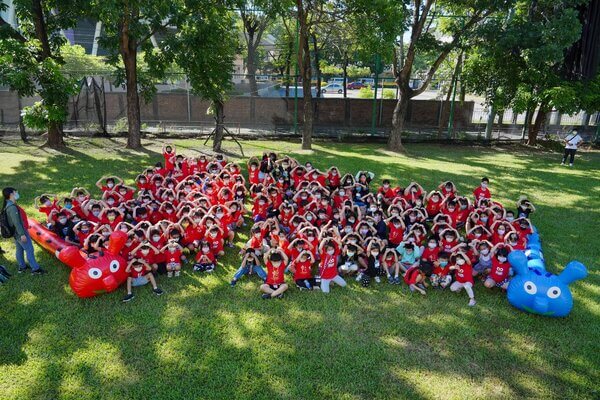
[507,243,587,317]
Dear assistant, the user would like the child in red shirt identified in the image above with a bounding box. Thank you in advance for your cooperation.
[430,251,452,288]
[290,250,318,290]
[318,239,346,294]
[122,259,163,302]
[162,240,185,278]
[194,241,217,273]
[449,252,476,306]
[404,266,427,295]
[260,249,289,299]
[473,177,491,202]
[484,246,511,290]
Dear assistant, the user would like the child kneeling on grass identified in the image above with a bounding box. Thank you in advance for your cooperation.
[449,251,476,307]
[123,259,163,302]
[230,249,267,286]
[194,241,216,273]
[260,248,289,299]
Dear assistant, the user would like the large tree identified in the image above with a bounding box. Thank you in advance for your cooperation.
[171,2,238,152]
[94,0,185,148]
[0,0,84,148]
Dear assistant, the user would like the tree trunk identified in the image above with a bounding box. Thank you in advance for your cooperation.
[485,103,496,140]
[46,121,65,147]
[528,101,548,145]
[246,31,257,123]
[213,99,225,152]
[297,1,313,150]
[521,107,533,141]
[33,0,65,149]
[343,53,349,126]
[389,84,409,152]
[17,95,27,142]
[120,11,142,149]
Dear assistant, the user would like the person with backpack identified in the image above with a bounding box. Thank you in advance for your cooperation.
[2,187,46,275]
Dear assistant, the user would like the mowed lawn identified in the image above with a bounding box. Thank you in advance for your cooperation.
[0,137,598,400]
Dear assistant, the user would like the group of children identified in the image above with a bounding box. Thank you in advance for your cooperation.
[33,146,537,305]
[35,144,247,302]
[238,153,537,305]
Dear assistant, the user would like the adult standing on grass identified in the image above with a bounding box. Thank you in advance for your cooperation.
[561,129,583,167]
[1,187,46,275]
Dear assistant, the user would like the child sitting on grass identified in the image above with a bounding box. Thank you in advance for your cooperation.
[404,265,427,295]
[162,240,185,277]
[194,241,216,273]
[260,248,289,299]
[230,249,267,286]
[449,251,476,306]
[483,246,511,290]
[289,250,318,290]
[430,251,452,289]
[122,259,164,302]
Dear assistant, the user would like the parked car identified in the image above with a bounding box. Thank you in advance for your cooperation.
[347,81,366,90]
[328,77,345,84]
[321,83,344,94]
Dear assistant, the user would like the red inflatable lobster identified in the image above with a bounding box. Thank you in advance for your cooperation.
[28,218,129,298]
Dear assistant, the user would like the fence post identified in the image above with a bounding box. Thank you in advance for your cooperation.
[371,54,380,135]
[293,17,300,134]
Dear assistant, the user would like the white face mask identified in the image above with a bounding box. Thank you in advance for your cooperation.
[347,252,355,257]
[327,249,335,255]
[58,218,67,225]
[141,249,150,255]
[152,235,160,242]
[506,216,514,222]
[428,243,436,249]
[107,183,114,188]
[92,210,100,217]
[498,229,506,235]
[216,213,224,219]
[107,199,115,205]
[456,259,466,266]
[371,251,379,257]
[481,183,488,189]
[498,256,507,263]
[360,229,368,235]
[481,249,490,255]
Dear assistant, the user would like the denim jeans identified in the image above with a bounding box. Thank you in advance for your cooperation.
[233,264,266,281]
[14,232,41,271]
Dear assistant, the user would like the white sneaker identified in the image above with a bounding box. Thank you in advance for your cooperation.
[175,271,180,277]
[569,163,573,167]
[560,162,565,165]
[468,298,476,307]
[167,271,173,278]
[375,276,381,283]
[355,273,363,282]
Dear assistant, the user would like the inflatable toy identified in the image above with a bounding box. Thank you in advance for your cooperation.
[507,250,587,317]
[28,218,129,298]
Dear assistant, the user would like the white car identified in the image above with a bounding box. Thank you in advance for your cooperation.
[321,83,344,94]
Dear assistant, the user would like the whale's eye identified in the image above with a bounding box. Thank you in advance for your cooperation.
[524,281,537,295]
[88,268,102,280]
[547,286,561,299]
[109,260,120,273]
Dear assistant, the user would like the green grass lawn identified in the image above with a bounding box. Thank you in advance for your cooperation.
[0,137,598,400]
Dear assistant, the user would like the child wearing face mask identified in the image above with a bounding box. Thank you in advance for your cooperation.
[230,249,266,285]
[318,239,347,294]
[484,246,511,290]
[430,251,451,288]
[122,259,164,302]
[382,248,401,284]
[162,240,185,278]
[404,265,428,295]
[358,240,384,286]
[289,250,319,290]
[96,175,124,193]
[473,177,491,202]
[73,220,96,247]
[338,243,360,276]
[472,240,493,277]
[194,241,217,273]
[386,216,405,249]
[50,210,78,244]
[261,248,289,299]
[449,252,476,306]
[395,241,421,272]
[132,241,160,273]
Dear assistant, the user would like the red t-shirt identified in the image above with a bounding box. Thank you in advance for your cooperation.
[454,262,474,284]
[266,261,285,285]
[387,223,404,245]
[195,250,215,264]
[293,260,313,280]
[165,249,182,265]
[319,250,339,279]
[432,263,450,276]
[489,258,510,283]
[403,266,421,285]
[130,265,148,278]
[421,246,440,262]
[163,151,175,170]
[473,186,491,201]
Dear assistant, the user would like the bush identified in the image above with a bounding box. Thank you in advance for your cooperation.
[382,89,395,99]
[357,87,374,99]
[112,117,128,133]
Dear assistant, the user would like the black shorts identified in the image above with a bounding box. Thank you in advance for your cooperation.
[269,284,282,291]
[295,278,318,289]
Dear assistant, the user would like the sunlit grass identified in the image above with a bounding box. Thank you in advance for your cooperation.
[0,137,598,400]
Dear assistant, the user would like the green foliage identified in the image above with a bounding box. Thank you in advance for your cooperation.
[357,87,373,98]
[60,43,114,79]
[382,88,395,99]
